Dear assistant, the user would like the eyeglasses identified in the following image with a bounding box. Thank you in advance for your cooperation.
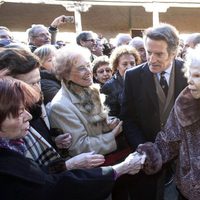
[33,33,50,38]
[97,69,112,74]
[84,39,95,43]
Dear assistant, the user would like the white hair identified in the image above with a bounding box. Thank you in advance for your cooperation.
[184,44,200,77]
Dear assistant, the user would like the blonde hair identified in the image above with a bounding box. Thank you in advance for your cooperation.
[34,44,57,65]
[110,45,141,74]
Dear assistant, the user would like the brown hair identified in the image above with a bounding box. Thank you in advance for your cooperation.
[143,23,179,55]
[0,76,40,127]
[0,48,40,77]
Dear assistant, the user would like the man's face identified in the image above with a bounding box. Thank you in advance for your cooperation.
[80,34,96,52]
[188,64,200,99]
[145,38,175,73]
[31,27,51,47]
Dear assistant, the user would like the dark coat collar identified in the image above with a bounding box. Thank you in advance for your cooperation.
[175,87,200,127]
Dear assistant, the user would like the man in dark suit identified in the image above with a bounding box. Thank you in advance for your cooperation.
[120,23,188,200]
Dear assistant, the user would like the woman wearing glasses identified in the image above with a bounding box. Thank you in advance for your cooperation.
[92,55,112,87]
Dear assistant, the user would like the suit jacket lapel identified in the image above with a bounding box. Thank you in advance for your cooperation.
[141,64,159,109]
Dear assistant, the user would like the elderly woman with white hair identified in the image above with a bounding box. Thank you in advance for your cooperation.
[48,45,123,158]
[136,45,200,200]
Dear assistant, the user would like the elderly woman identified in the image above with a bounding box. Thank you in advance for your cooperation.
[0,75,145,200]
[48,45,122,157]
[137,45,200,200]
[92,55,112,87]
[101,45,141,117]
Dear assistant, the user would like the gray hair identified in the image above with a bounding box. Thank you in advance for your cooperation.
[115,33,132,47]
[26,24,48,41]
[76,31,96,46]
[143,23,179,55]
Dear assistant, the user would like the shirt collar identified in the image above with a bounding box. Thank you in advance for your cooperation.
[160,61,173,75]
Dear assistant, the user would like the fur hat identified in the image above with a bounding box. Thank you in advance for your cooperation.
[137,142,162,175]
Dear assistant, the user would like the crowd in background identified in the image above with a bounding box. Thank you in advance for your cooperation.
[1,14,200,200]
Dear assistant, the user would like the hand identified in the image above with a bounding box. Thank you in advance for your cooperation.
[124,152,146,175]
[112,151,146,178]
[107,116,120,130]
[55,133,72,149]
[50,15,67,28]
[111,121,123,137]
[65,152,105,170]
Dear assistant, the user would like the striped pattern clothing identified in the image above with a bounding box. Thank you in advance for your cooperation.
[23,126,61,166]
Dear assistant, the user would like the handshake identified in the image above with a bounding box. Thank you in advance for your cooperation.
[112,151,146,179]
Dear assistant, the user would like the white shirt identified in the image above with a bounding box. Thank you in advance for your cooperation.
[157,63,173,85]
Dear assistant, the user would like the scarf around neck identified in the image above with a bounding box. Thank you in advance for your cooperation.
[0,137,27,155]
[66,81,108,123]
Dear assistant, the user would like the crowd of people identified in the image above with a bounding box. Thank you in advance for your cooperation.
[0,14,200,200]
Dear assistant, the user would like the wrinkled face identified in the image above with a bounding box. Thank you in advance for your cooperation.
[188,64,200,99]
[94,64,112,84]
[31,27,51,47]
[15,68,41,93]
[146,38,175,73]
[117,54,136,77]
[0,106,32,139]
[43,53,55,72]
[69,54,93,87]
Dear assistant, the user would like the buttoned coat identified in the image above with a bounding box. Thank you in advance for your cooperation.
[48,82,117,157]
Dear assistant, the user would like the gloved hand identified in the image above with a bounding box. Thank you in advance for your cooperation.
[55,133,72,149]
[65,151,105,170]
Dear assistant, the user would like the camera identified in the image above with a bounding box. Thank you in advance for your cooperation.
[63,16,74,23]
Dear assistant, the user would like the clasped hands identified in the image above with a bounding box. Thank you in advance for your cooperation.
[112,151,146,178]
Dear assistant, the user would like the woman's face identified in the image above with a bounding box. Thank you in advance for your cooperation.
[0,106,32,139]
[43,53,55,72]
[117,54,136,77]
[94,64,112,84]
[69,55,93,87]
[188,64,200,99]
